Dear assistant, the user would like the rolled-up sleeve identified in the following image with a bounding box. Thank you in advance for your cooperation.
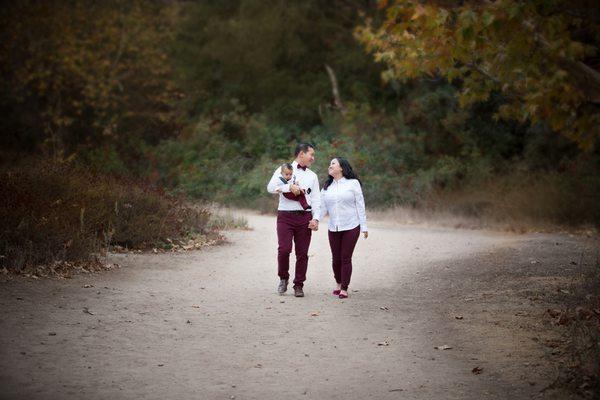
[353,180,367,232]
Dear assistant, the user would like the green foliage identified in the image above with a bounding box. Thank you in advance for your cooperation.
[357,0,600,150]
[1,0,598,234]
[173,0,391,128]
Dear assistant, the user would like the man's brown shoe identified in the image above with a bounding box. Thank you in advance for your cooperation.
[294,286,304,297]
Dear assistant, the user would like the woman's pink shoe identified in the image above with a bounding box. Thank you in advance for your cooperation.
[338,292,348,299]
[332,289,341,295]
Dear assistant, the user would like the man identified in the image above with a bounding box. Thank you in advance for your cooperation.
[267,143,320,297]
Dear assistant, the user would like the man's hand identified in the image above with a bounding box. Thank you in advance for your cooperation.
[363,231,368,239]
[308,219,319,231]
[290,184,301,196]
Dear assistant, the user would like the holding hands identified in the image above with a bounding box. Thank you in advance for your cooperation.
[308,219,319,231]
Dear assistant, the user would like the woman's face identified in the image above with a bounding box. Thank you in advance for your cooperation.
[328,158,343,177]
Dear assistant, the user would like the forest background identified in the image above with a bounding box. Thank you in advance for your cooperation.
[1,0,599,270]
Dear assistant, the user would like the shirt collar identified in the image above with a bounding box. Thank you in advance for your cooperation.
[292,161,308,171]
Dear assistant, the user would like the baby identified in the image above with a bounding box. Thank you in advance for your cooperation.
[276,163,310,210]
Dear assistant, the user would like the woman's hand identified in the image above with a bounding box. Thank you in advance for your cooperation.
[290,184,301,195]
[363,231,368,239]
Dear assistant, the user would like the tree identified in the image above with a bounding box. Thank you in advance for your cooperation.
[357,0,600,150]
[0,0,181,158]
[173,0,388,128]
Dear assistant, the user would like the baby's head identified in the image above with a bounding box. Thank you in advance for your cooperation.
[281,163,294,181]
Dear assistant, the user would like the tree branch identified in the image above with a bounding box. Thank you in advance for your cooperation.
[522,20,600,104]
[325,64,347,115]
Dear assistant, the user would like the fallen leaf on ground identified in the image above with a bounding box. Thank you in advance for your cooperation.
[455,315,463,320]
[191,305,200,308]
[544,339,564,348]
[434,345,452,350]
[83,284,93,288]
[557,313,570,325]
[472,366,483,374]
[82,307,94,315]
[575,307,594,320]
[547,309,562,318]
[379,306,389,311]
[377,341,390,346]
[310,312,319,316]
[515,311,529,316]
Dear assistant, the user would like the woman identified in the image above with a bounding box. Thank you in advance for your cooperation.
[320,157,368,299]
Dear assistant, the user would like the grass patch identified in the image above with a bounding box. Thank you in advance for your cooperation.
[205,206,250,231]
[371,171,600,233]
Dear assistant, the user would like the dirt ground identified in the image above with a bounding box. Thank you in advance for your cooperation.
[0,212,598,400]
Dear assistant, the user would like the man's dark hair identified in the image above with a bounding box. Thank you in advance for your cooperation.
[294,143,314,157]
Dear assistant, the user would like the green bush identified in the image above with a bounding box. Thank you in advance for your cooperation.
[141,86,599,229]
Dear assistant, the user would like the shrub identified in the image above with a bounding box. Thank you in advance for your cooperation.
[0,159,211,271]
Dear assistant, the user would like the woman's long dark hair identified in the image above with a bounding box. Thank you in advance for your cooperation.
[323,157,362,191]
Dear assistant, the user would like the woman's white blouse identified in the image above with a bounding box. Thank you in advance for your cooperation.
[320,177,368,232]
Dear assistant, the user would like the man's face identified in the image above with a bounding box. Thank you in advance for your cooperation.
[298,147,315,167]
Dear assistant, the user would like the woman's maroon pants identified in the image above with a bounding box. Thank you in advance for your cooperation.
[327,225,360,290]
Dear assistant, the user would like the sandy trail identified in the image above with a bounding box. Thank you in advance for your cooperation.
[0,213,595,399]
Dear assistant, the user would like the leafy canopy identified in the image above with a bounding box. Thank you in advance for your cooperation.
[357,0,600,150]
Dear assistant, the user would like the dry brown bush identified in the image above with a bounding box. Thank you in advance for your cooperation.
[0,160,211,271]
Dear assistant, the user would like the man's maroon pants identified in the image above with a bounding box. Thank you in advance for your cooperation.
[277,211,312,288]
[327,225,360,290]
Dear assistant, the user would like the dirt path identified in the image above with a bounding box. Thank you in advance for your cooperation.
[1,213,597,399]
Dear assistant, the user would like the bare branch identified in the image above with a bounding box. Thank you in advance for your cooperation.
[466,62,501,84]
[325,64,347,115]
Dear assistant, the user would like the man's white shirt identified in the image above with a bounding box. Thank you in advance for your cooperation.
[267,161,321,220]
[320,177,368,232]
